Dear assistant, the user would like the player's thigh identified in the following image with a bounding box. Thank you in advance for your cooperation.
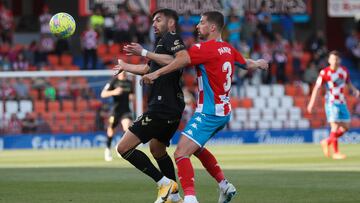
[116,130,141,154]
[149,139,167,158]
[182,112,230,147]
[108,114,120,129]
[120,117,132,132]
[338,122,350,131]
[174,135,201,159]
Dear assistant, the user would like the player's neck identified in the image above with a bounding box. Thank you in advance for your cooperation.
[329,65,338,70]
[207,33,222,42]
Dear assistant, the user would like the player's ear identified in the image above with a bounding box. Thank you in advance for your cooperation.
[210,24,216,32]
[168,18,175,28]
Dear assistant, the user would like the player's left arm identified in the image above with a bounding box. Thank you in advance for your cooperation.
[142,50,190,84]
[347,82,360,98]
[123,42,174,65]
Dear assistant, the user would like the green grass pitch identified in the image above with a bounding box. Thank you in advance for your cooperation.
[1,144,360,203]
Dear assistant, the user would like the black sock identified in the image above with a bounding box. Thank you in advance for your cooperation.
[122,149,163,182]
[106,136,113,148]
[156,153,176,181]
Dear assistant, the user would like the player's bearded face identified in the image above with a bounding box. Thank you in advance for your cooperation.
[196,16,210,40]
[152,13,168,36]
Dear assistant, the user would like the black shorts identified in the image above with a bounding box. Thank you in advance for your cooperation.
[108,111,132,129]
[128,112,180,146]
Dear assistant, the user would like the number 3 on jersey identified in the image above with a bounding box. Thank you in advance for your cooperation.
[222,61,232,92]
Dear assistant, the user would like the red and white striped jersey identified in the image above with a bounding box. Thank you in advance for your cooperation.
[315,66,350,104]
[188,39,246,116]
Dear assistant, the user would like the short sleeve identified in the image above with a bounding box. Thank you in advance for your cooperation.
[163,32,186,55]
[188,43,207,66]
[315,70,325,87]
[232,46,246,68]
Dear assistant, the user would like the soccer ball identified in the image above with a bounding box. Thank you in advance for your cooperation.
[49,12,76,38]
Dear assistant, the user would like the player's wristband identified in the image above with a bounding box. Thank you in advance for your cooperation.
[141,49,148,57]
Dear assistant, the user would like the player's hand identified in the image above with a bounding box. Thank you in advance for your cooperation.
[141,71,160,85]
[113,87,122,95]
[123,43,143,56]
[307,103,313,114]
[354,89,360,98]
[113,59,125,75]
[256,59,269,70]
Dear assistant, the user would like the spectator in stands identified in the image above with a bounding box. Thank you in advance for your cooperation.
[90,6,104,34]
[354,101,360,118]
[54,38,70,56]
[241,11,257,49]
[0,3,14,44]
[345,29,360,68]
[280,7,294,43]
[179,11,196,47]
[6,113,22,134]
[0,79,17,100]
[12,53,29,71]
[13,78,30,100]
[57,78,70,100]
[81,23,99,69]
[257,1,273,40]
[103,7,115,44]
[0,55,11,71]
[44,82,56,101]
[32,77,47,100]
[134,10,150,45]
[303,61,318,85]
[226,14,241,50]
[39,5,52,36]
[35,113,51,133]
[114,6,133,43]
[69,77,81,100]
[292,40,304,81]
[38,35,55,65]
[81,87,96,100]
[22,112,37,133]
[307,30,327,63]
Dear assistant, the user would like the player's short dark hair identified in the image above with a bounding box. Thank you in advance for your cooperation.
[202,11,225,31]
[152,8,179,22]
[329,50,341,57]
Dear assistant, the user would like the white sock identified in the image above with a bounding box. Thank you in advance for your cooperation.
[184,195,198,202]
[169,192,181,201]
[219,179,229,191]
[157,176,171,187]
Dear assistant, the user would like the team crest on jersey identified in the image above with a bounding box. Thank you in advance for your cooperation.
[195,43,201,49]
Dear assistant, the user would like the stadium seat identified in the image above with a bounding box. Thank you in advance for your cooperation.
[61,100,75,112]
[248,109,261,121]
[243,121,257,129]
[284,120,297,129]
[81,112,95,121]
[280,96,294,109]
[262,108,274,121]
[76,100,89,112]
[109,43,121,55]
[97,44,108,57]
[229,121,242,130]
[47,101,60,112]
[293,96,308,108]
[19,100,33,113]
[267,97,280,109]
[60,54,73,66]
[289,107,302,120]
[310,119,323,128]
[258,121,270,129]
[298,119,311,129]
[55,112,68,121]
[234,108,247,122]
[244,86,258,98]
[34,101,46,112]
[67,111,81,121]
[239,98,253,108]
[253,98,266,108]
[5,101,18,114]
[351,118,360,128]
[270,120,283,129]
[89,99,102,110]
[275,108,288,121]
[271,84,285,97]
[47,54,60,66]
[258,85,271,97]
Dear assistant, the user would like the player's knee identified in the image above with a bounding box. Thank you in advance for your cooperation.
[150,146,166,158]
[118,147,135,160]
[116,142,129,156]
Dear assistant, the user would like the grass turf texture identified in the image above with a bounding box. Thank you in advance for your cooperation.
[1,144,360,203]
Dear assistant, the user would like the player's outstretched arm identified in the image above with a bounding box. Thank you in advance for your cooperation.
[124,42,174,65]
[142,50,190,84]
[114,59,150,76]
[307,84,321,113]
[101,87,122,98]
[348,82,360,98]
[245,59,269,70]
